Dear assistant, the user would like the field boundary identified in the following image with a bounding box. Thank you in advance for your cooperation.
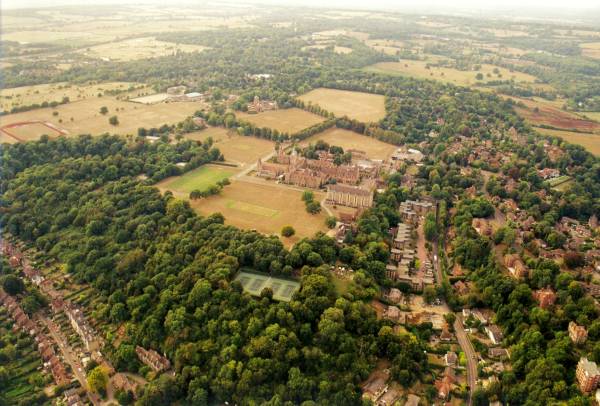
[0,120,67,142]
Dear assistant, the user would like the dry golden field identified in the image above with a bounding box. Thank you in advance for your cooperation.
[580,112,600,122]
[1,82,145,111]
[301,127,397,160]
[3,122,63,142]
[185,128,275,165]
[297,88,386,122]
[1,30,116,44]
[580,42,600,59]
[190,180,328,243]
[78,37,209,61]
[0,98,200,139]
[365,39,406,55]
[311,30,370,41]
[483,28,529,38]
[535,127,600,156]
[365,61,537,87]
[0,132,19,144]
[236,108,326,134]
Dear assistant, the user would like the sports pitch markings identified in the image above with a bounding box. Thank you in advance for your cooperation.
[235,271,300,302]
[225,199,280,218]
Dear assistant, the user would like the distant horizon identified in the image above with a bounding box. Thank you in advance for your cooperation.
[2,0,600,13]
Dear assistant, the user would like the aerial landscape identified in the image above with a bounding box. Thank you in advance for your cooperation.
[1,0,600,405]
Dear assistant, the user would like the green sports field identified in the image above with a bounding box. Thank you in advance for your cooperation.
[158,165,237,193]
[234,271,301,302]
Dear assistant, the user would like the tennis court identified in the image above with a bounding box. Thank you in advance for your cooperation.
[234,271,300,302]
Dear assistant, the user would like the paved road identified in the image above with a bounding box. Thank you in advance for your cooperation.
[39,316,100,406]
[455,315,478,403]
[233,151,275,180]
[432,202,477,406]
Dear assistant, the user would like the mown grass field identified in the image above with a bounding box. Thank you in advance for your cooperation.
[185,128,275,165]
[190,180,328,243]
[301,127,397,160]
[365,61,538,87]
[236,108,325,134]
[297,88,386,122]
[157,165,237,195]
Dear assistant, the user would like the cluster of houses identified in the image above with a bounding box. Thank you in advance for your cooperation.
[2,240,107,383]
[2,239,174,400]
[533,287,557,309]
[362,367,421,406]
[257,146,380,209]
[577,357,600,395]
[0,289,72,387]
[3,241,104,354]
[135,346,171,373]
[246,95,277,113]
[385,200,436,292]
[164,85,205,102]
[63,388,85,406]
[538,167,561,180]
[65,304,99,352]
[380,288,446,331]
[435,364,457,401]
[390,147,424,163]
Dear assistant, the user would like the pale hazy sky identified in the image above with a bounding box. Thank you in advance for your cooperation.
[2,0,600,11]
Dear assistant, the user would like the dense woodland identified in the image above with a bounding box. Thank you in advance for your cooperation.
[0,135,430,405]
[2,5,600,406]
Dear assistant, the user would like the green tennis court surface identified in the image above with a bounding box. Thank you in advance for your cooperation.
[235,271,300,302]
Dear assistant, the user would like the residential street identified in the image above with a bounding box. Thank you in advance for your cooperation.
[38,315,100,406]
[455,315,479,403]
[433,204,478,406]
